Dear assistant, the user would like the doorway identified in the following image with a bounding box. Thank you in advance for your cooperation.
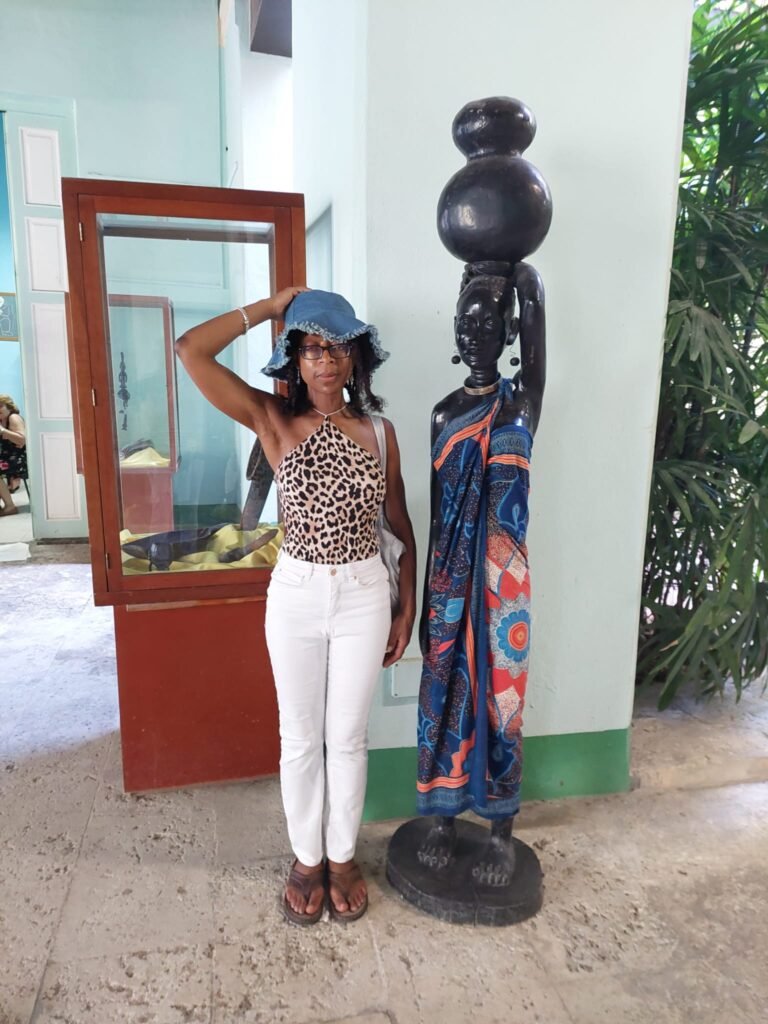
[0,112,32,553]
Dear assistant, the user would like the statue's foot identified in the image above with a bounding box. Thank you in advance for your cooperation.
[416,820,457,871]
[471,838,516,888]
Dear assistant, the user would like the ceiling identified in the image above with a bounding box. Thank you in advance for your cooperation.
[250,0,292,58]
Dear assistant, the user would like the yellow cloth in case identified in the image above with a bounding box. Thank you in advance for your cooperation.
[119,523,284,575]
[119,447,171,469]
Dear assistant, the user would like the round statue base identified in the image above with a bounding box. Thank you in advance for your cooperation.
[386,817,543,926]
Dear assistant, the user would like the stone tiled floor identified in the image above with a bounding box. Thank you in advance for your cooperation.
[1,561,767,1023]
[0,488,32,561]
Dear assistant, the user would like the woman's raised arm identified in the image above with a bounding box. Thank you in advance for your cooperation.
[174,287,305,434]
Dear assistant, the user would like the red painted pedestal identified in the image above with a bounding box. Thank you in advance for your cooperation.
[113,596,279,791]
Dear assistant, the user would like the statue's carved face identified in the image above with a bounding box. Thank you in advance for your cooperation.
[454,280,511,369]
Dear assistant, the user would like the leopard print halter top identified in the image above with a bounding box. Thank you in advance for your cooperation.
[276,415,385,564]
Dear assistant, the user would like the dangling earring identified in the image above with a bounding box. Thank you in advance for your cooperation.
[295,365,302,385]
[507,318,520,366]
[451,345,461,365]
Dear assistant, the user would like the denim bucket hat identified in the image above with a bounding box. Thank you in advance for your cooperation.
[261,289,389,380]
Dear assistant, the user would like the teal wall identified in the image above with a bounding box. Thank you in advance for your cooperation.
[0,0,221,186]
[0,114,22,408]
[0,1,225,537]
[0,116,14,291]
[0,341,23,415]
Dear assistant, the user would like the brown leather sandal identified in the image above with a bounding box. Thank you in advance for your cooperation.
[327,861,369,922]
[281,860,325,926]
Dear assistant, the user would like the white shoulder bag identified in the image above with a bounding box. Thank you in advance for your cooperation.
[371,415,406,612]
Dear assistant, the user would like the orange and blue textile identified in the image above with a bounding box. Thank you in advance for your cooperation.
[417,379,531,819]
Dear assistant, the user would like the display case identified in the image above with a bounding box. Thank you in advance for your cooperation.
[63,179,306,791]
[64,183,304,604]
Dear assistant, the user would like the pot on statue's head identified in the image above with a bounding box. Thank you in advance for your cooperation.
[437,96,553,265]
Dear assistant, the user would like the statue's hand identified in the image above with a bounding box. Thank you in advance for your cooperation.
[513,262,544,305]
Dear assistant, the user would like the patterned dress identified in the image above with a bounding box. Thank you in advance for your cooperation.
[0,415,27,482]
[417,379,531,820]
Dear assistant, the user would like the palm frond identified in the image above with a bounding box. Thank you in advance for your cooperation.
[640,0,768,705]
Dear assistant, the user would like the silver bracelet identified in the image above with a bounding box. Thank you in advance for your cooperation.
[237,306,250,335]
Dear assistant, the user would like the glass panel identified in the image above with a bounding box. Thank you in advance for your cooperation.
[97,213,282,577]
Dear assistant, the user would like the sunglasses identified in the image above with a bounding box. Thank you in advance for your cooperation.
[298,341,354,361]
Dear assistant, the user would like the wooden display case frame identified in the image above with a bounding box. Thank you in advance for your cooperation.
[62,178,305,607]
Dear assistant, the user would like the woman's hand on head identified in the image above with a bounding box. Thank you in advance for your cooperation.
[267,286,309,320]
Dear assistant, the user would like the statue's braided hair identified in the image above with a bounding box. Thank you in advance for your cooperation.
[459,261,517,319]
[283,331,385,418]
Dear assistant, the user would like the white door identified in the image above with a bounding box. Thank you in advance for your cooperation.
[3,109,86,539]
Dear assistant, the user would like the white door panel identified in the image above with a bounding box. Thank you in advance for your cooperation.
[3,106,84,538]
[20,127,62,207]
[26,217,67,291]
[32,302,71,420]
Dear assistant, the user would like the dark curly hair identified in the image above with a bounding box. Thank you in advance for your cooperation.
[282,331,385,418]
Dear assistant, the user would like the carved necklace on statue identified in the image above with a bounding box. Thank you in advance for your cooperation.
[463,376,501,396]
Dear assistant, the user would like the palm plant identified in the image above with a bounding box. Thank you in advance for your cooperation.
[639,0,768,707]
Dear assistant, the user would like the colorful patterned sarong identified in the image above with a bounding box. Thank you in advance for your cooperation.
[417,379,531,819]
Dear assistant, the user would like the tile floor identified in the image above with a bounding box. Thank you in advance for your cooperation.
[0,487,32,561]
[1,559,767,1024]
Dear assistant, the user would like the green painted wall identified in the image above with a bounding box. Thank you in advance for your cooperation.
[364,729,631,822]
[294,0,693,793]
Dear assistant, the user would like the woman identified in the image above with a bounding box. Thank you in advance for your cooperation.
[0,395,27,517]
[176,287,416,924]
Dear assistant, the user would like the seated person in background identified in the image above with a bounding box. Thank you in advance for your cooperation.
[0,395,27,501]
[0,474,17,516]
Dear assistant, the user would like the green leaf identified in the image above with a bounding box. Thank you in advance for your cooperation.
[721,248,756,289]
[738,420,761,444]
[640,0,768,708]
[656,468,693,523]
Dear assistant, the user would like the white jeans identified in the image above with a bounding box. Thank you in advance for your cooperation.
[264,550,391,866]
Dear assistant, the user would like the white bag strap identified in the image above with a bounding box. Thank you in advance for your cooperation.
[371,414,387,475]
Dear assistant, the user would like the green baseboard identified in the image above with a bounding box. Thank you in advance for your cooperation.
[363,728,630,822]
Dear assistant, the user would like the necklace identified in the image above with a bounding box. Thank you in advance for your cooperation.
[463,376,501,396]
[313,403,347,419]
